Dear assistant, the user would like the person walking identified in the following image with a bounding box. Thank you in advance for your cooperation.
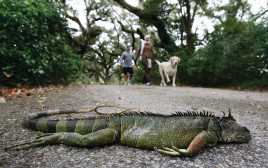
[135,35,158,86]
[120,45,136,86]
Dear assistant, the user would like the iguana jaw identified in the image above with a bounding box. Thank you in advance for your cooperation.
[227,126,251,143]
[220,120,252,143]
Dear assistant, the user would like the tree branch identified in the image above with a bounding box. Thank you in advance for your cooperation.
[113,0,141,14]
[191,2,198,23]
[251,10,268,22]
[62,2,86,34]
[113,0,177,53]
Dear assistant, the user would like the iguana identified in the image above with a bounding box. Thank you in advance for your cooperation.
[5,108,251,157]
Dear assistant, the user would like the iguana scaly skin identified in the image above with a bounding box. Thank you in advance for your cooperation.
[6,109,251,157]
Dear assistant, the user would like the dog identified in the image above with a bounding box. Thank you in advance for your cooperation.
[155,56,180,87]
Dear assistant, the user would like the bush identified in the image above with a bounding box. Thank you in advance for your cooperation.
[0,0,82,86]
[185,22,268,88]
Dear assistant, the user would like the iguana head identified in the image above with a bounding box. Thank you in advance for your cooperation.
[219,111,251,143]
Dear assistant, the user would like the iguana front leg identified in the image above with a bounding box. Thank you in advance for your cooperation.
[5,128,119,150]
[155,131,218,157]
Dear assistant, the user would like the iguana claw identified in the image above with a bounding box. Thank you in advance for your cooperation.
[4,133,64,150]
[4,139,45,150]
[36,133,54,139]
[154,145,181,156]
[171,142,183,153]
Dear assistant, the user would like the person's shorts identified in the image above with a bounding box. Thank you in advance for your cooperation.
[122,67,134,75]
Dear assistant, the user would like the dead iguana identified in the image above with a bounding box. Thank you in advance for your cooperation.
[5,109,251,157]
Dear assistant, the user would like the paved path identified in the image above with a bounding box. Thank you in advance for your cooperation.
[1,85,267,167]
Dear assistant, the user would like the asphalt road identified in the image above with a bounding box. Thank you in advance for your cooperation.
[0,85,267,168]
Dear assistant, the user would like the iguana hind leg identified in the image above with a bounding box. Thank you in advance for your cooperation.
[5,128,119,150]
[155,131,218,157]
[77,128,119,146]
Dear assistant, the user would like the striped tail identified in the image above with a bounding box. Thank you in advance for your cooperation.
[23,109,103,134]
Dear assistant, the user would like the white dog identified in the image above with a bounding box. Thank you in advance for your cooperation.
[155,56,180,87]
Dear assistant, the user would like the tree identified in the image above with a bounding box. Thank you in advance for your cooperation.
[113,0,178,53]
[82,29,125,84]
[113,0,208,57]
[173,0,207,56]
[186,0,268,88]
[200,0,252,36]
[59,0,110,55]
[0,0,82,86]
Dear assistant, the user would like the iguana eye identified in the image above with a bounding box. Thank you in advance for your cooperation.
[242,127,250,133]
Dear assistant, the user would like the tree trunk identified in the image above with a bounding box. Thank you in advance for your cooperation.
[179,0,196,57]
[185,26,195,57]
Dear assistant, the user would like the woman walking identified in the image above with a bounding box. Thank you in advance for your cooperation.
[135,35,158,86]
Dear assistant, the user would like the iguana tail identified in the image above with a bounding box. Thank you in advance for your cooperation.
[22,105,128,134]
[23,109,93,133]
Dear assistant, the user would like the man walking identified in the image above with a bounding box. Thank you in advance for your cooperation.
[120,45,136,86]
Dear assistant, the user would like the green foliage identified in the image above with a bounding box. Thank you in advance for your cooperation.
[176,0,268,89]
[36,131,44,137]
[0,0,82,86]
[186,22,268,88]
[143,0,172,20]
[78,74,92,85]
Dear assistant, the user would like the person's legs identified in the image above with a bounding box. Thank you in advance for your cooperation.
[129,73,133,80]
[147,68,151,85]
[124,74,128,82]
[122,67,128,86]
[143,75,147,84]
[127,68,134,85]
[142,59,150,85]
[129,67,134,80]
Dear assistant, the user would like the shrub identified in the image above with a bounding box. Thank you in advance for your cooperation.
[185,22,268,88]
[0,0,82,86]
